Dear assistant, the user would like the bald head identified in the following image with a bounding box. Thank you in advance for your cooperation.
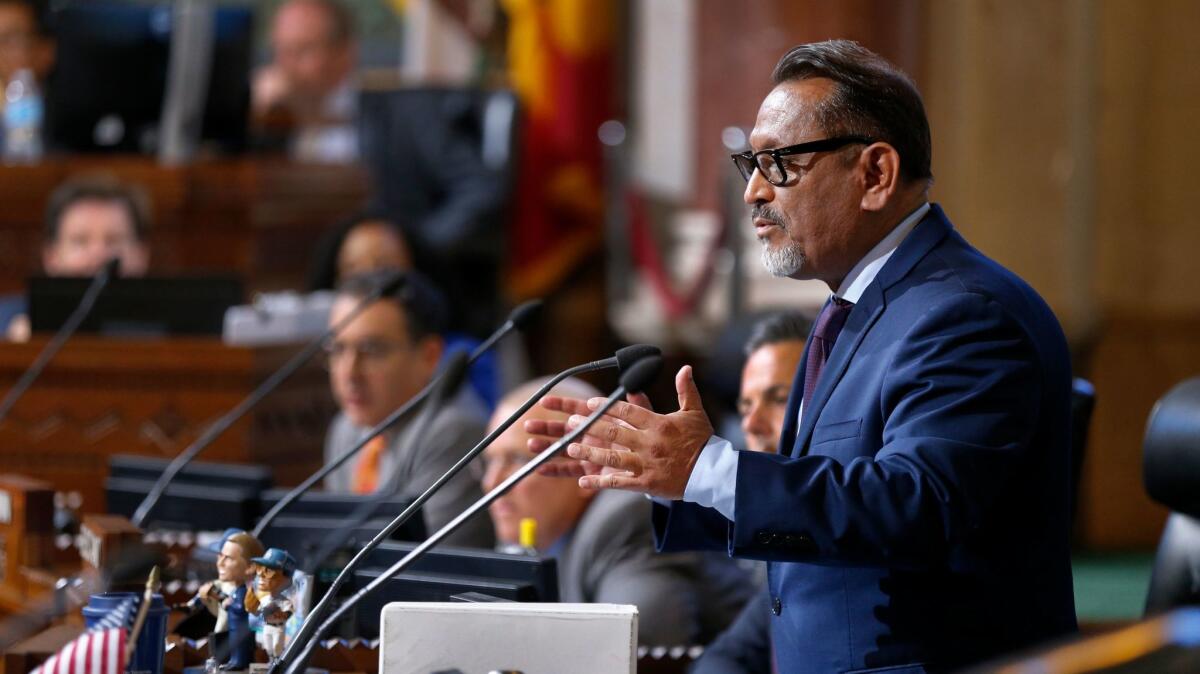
[481,378,601,550]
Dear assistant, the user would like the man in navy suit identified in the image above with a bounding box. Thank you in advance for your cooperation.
[531,40,1077,673]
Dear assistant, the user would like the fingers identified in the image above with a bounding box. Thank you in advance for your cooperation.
[676,365,704,412]
[523,418,568,439]
[567,415,642,449]
[579,471,644,491]
[588,397,656,428]
[626,392,654,411]
[567,442,643,474]
[540,395,594,416]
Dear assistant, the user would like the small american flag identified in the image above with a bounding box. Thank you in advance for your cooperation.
[31,595,137,674]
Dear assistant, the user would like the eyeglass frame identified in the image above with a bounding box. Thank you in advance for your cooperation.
[730,135,875,186]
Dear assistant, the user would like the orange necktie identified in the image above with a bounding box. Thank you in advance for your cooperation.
[352,435,388,494]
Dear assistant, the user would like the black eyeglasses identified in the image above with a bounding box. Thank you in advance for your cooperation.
[731,136,874,186]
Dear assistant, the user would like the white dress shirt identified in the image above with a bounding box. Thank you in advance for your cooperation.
[681,203,931,520]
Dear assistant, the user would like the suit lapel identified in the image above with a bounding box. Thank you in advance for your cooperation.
[786,205,954,457]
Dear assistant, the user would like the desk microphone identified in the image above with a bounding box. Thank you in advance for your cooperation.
[251,299,544,537]
[130,271,408,528]
[276,343,661,654]
[274,354,665,674]
[0,257,120,423]
[299,350,470,568]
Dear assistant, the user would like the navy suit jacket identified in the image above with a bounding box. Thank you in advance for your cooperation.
[654,205,1077,673]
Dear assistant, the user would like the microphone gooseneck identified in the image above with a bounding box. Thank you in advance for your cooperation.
[250,302,548,538]
[273,344,660,661]
[0,257,120,423]
[275,354,663,674]
[131,271,406,528]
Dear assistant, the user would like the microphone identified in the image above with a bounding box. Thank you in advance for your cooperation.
[0,258,120,423]
[130,272,407,528]
[274,353,665,674]
[299,350,470,566]
[250,301,546,537]
[273,344,662,657]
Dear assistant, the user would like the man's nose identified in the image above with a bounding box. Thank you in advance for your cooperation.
[743,168,774,205]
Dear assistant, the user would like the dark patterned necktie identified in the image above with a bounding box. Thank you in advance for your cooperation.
[802,297,855,409]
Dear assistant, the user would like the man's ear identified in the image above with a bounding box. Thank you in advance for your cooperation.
[420,335,445,374]
[859,142,902,212]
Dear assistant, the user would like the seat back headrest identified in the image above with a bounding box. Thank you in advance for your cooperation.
[1144,377,1200,517]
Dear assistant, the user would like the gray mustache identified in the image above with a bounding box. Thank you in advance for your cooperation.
[752,205,785,225]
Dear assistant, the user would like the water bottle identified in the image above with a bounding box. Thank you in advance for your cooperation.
[4,69,44,163]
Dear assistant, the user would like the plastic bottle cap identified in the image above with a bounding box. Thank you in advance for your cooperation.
[518,517,537,551]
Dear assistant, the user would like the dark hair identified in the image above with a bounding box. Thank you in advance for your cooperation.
[772,40,932,185]
[306,210,410,292]
[43,176,151,243]
[337,269,447,342]
[744,311,811,357]
[281,0,354,46]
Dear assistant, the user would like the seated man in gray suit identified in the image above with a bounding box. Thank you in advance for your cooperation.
[323,270,493,548]
[479,377,754,645]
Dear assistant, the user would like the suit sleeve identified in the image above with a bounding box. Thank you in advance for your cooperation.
[585,501,708,645]
[403,410,495,548]
[730,292,1047,566]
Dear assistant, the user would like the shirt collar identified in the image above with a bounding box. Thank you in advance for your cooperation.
[835,202,930,303]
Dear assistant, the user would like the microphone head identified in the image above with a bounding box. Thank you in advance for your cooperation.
[436,349,471,398]
[102,257,121,278]
[507,300,543,331]
[619,355,663,395]
[615,344,662,375]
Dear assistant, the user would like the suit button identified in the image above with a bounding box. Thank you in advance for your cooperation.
[771,597,782,616]
[756,531,772,546]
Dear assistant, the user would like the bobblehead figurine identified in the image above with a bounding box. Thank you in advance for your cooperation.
[192,530,264,671]
[245,548,299,663]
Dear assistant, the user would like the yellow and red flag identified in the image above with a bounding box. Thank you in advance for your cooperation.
[501,0,614,299]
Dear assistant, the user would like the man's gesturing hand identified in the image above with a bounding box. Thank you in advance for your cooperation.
[525,365,713,499]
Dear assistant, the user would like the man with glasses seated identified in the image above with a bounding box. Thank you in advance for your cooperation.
[321,269,493,548]
[479,377,754,646]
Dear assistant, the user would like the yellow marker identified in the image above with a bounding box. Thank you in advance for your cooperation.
[519,517,538,552]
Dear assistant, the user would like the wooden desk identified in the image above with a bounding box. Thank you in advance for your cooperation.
[0,156,369,294]
[0,337,335,515]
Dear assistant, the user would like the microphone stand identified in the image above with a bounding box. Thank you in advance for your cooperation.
[274,344,662,653]
[274,355,664,674]
[131,272,406,528]
[0,258,119,423]
[251,300,545,538]
[300,351,469,567]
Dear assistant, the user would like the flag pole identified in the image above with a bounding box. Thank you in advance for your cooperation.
[125,566,160,662]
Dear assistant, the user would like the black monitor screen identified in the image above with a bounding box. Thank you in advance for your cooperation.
[105,454,272,531]
[28,275,244,337]
[46,2,252,154]
[351,541,559,637]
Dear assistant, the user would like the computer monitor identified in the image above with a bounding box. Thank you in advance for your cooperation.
[28,275,244,337]
[255,489,428,573]
[106,454,272,531]
[351,541,559,638]
[45,2,253,154]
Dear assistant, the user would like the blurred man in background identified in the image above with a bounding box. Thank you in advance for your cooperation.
[480,377,754,646]
[253,0,358,162]
[737,311,809,454]
[322,270,493,547]
[2,176,151,340]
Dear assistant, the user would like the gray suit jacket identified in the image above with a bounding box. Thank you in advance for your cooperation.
[557,490,754,646]
[323,387,494,548]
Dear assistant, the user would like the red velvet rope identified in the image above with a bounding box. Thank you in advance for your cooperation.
[624,190,730,319]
